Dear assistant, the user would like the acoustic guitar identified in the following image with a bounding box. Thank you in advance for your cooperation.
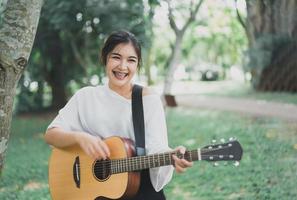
[48,136,243,200]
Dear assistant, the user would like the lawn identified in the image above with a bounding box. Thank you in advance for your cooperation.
[170,80,297,105]
[0,107,296,199]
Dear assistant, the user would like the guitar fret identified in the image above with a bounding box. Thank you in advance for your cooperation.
[124,158,127,172]
[112,148,210,174]
[188,151,192,161]
[146,156,149,169]
[119,160,123,172]
[136,157,139,170]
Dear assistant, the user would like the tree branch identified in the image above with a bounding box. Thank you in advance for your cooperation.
[234,0,247,32]
[182,0,203,33]
[165,0,179,34]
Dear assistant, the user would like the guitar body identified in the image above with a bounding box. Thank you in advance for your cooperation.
[49,136,140,200]
[49,135,243,199]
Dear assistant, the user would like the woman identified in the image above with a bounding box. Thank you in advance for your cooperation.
[45,30,193,200]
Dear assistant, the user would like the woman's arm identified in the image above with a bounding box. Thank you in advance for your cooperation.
[45,127,110,160]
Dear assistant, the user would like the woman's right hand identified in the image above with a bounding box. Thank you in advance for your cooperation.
[75,133,110,160]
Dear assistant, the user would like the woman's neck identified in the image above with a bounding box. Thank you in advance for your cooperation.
[108,82,133,99]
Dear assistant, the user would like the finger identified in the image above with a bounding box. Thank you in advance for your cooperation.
[98,139,110,157]
[175,146,186,154]
[178,146,186,154]
[172,155,186,168]
[176,160,187,168]
[173,155,193,168]
[87,146,98,160]
[180,159,194,167]
[175,164,186,173]
[93,144,107,160]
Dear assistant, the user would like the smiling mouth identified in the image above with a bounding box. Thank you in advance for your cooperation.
[112,71,128,80]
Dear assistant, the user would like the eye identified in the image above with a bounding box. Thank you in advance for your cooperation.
[128,59,137,63]
[111,56,120,60]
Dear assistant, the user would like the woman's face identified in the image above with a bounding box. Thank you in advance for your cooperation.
[106,42,138,90]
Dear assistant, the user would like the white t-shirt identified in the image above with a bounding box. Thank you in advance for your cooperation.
[47,84,174,191]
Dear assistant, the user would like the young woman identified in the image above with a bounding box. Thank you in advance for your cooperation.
[45,30,193,200]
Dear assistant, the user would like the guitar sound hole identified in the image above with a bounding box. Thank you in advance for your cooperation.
[93,159,111,181]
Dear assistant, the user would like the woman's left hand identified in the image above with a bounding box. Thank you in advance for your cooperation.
[172,146,194,173]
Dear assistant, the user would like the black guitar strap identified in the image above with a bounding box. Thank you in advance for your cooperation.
[131,84,167,200]
[132,84,146,156]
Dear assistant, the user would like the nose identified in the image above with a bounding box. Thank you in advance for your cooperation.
[118,59,128,70]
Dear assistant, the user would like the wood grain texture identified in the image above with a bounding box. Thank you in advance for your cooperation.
[49,136,139,200]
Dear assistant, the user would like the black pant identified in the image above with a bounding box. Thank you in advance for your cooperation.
[129,170,166,200]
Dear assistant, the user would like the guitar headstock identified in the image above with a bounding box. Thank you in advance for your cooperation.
[201,138,243,165]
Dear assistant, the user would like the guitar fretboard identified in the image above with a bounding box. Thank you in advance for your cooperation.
[110,150,200,174]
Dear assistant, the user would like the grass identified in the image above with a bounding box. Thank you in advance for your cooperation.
[171,80,297,105]
[0,108,297,199]
[0,116,51,200]
[165,108,297,200]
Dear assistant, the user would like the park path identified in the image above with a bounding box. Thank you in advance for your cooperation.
[175,95,297,122]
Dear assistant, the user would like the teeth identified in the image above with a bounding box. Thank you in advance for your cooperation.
[113,71,127,79]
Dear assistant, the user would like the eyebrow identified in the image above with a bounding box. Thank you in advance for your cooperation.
[110,53,138,60]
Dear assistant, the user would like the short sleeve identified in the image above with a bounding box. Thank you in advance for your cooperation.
[47,90,84,132]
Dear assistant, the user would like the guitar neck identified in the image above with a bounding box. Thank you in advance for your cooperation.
[106,139,242,174]
[111,149,200,174]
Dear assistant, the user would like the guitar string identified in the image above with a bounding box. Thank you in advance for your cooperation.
[53,152,236,177]
[72,153,236,178]
[89,145,237,175]
[76,145,237,175]
[90,144,235,170]
[90,154,234,174]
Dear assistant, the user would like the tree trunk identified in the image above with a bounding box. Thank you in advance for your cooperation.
[144,46,153,85]
[0,0,43,174]
[245,0,297,91]
[49,77,67,109]
[163,0,203,100]
[257,42,297,92]
[163,34,183,95]
[43,32,67,110]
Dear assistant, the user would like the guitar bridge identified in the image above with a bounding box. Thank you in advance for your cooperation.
[73,156,80,188]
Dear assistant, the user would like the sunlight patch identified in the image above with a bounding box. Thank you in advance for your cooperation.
[23,181,46,191]
[185,138,196,146]
[265,129,277,139]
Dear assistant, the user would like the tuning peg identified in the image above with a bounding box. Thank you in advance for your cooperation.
[234,161,240,167]
[220,138,225,143]
[229,137,234,141]
[213,162,219,167]
[212,139,216,144]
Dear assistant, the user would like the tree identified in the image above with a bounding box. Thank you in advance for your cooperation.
[163,0,204,96]
[239,0,297,92]
[142,0,160,85]
[0,0,43,174]
[17,0,150,111]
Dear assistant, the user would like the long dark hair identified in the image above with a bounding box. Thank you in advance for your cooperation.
[101,30,142,68]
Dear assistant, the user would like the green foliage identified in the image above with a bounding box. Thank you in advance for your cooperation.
[16,0,151,112]
[152,1,248,76]
[183,6,247,69]
[245,34,296,71]
[244,34,297,87]
[1,108,297,199]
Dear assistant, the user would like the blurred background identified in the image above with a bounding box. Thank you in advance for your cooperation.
[1,0,297,199]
